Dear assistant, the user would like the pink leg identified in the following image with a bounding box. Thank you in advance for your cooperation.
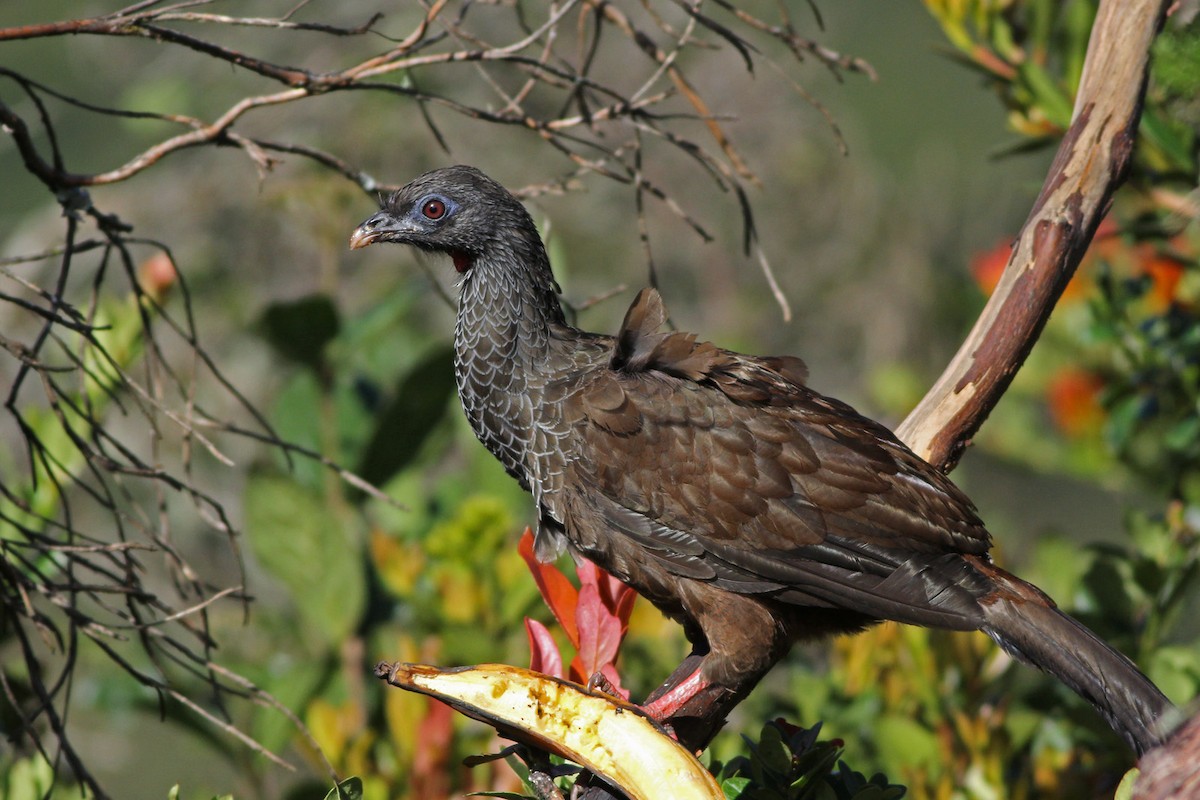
[639,665,711,721]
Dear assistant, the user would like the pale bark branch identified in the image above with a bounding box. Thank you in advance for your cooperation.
[896,0,1172,470]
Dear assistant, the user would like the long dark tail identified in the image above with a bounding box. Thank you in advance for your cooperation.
[978,572,1173,756]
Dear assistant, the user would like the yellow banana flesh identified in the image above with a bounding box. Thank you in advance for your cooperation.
[375,661,723,800]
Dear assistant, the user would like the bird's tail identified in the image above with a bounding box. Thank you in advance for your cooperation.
[975,564,1173,755]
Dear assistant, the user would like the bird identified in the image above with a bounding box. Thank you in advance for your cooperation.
[350,164,1173,756]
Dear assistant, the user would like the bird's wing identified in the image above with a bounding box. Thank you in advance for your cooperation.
[560,289,993,626]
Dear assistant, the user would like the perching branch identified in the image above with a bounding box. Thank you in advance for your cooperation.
[896,0,1172,470]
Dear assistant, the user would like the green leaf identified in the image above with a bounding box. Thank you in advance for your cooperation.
[253,656,327,755]
[721,776,752,799]
[268,371,326,490]
[357,344,456,490]
[1153,27,1200,95]
[260,294,341,371]
[1105,394,1147,452]
[1016,60,1073,128]
[754,721,792,778]
[4,756,58,800]
[1164,415,1200,452]
[1114,768,1139,800]
[324,777,364,800]
[244,472,365,643]
[1139,109,1198,175]
[872,715,940,771]
[1148,645,1200,705]
[1082,556,1135,624]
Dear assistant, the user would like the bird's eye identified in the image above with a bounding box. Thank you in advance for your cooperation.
[421,198,447,220]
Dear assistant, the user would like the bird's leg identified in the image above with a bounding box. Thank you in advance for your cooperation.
[639,665,711,721]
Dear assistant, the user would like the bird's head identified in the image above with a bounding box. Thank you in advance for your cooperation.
[350,165,544,276]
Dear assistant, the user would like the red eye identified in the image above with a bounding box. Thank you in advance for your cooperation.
[422,199,447,220]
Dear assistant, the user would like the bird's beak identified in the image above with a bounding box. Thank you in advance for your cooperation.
[349,211,400,250]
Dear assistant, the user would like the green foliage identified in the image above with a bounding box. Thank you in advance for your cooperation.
[238,281,541,798]
[2,755,84,800]
[924,0,1094,137]
[712,722,905,800]
[1091,265,1200,499]
[357,344,457,489]
[0,288,164,530]
[324,777,364,800]
[245,471,366,644]
[167,787,233,800]
[260,295,342,372]
[1144,25,1200,176]
[1152,27,1200,97]
[925,0,1200,180]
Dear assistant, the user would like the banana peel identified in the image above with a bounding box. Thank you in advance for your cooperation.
[374,661,723,800]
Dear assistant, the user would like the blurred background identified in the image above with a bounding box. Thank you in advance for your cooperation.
[1,2,1197,798]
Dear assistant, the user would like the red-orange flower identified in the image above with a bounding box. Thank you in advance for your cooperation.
[1082,217,1124,266]
[970,238,1011,296]
[1139,253,1185,312]
[1047,368,1106,437]
[137,252,178,301]
[969,236,1089,301]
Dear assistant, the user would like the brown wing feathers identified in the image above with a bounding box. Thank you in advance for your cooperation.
[567,288,999,627]
[613,288,810,397]
[586,289,990,552]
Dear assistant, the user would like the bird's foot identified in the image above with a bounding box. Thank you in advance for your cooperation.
[585,671,623,699]
[584,670,700,740]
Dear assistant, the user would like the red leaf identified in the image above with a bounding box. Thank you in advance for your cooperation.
[576,559,601,592]
[612,583,638,636]
[525,617,564,679]
[573,580,624,679]
[598,569,626,609]
[518,528,579,647]
[412,697,454,799]
[579,557,638,635]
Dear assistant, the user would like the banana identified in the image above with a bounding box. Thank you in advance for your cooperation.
[374,661,723,800]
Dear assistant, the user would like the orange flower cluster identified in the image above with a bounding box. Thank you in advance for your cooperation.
[969,217,1195,438]
[970,217,1191,311]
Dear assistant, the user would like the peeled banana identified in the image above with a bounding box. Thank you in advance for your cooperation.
[374,661,723,800]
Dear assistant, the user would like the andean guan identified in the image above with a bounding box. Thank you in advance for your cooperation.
[350,165,1173,756]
